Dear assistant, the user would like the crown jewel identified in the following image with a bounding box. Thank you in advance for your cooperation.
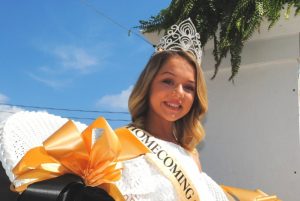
[155,18,202,63]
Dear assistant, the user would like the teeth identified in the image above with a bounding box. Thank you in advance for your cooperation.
[166,102,180,108]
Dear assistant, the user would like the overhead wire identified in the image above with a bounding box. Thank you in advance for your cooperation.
[80,0,153,46]
[69,116,130,122]
[1,1,152,123]
[0,103,129,114]
[0,103,131,122]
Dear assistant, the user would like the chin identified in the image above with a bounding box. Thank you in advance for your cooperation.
[164,114,184,122]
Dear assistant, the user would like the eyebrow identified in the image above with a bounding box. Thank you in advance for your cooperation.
[161,71,195,84]
[161,71,175,76]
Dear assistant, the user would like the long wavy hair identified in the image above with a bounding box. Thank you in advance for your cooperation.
[128,50,208,151]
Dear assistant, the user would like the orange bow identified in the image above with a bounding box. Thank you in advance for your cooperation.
[12,117,149,201]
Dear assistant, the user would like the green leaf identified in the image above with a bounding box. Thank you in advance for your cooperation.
[138,0,299,80]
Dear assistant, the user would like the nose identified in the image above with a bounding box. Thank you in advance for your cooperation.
[172,84,184,99]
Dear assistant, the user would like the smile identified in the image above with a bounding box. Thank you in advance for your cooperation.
[164,102,182,111]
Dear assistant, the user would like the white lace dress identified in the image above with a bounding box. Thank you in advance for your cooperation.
[116,137,229,201]
[0,111,229,201]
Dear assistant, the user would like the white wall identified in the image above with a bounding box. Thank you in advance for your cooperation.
[200,31,300,200]
[142,10,300,200]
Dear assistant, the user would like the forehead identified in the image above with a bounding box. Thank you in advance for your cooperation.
[158,56,196,79]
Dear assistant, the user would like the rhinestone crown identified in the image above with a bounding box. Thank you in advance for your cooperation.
[155,18,202,63]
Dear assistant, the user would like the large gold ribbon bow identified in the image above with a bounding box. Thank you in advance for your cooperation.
[12,117,150,200]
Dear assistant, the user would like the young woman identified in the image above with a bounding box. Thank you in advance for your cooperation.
[115,49,230,201]
[0,15,281,200]
[0,19,233,201]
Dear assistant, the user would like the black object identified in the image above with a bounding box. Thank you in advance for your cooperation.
[17,174,115,201]
[0,163,19,201]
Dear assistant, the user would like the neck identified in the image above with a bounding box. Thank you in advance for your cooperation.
[144,113,178,144]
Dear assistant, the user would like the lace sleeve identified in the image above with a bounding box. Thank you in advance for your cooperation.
[202,173,229,201]
[116,155,178,201]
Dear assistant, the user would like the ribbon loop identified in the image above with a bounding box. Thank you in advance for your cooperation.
[12,117,150,201]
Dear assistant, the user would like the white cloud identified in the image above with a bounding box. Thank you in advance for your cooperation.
[29,45,100,89]
[0,93,9,103]
[28,73,72,89]
[54,46,98,73]
[0,93,23,123]
[96,85,133,110]
[0,105,23,123]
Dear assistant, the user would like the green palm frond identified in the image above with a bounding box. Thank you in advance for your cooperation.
[138,0,299,81]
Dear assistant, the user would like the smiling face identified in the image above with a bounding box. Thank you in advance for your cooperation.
[147,55,196,124]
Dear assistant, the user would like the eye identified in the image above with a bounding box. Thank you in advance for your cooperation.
[184,84,195,92]
[162,79,174,85]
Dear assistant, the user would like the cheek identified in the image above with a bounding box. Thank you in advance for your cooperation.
[150,85,169,100]
[149,87,163,107]
[185,94,195,109]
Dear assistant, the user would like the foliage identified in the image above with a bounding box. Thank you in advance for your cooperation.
[139,0,300,81]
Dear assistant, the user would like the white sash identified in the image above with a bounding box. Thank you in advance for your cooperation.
[116,126,200,201]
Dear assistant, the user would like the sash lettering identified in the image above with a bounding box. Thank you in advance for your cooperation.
[127,126,197,200]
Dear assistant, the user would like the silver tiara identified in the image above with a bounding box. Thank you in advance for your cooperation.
[155,18,202,63]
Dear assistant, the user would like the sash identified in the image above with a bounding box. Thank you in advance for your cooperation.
[116,126,200,201]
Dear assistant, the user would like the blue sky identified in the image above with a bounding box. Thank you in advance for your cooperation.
[0,0,171,128]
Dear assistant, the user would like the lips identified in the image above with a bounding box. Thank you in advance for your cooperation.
[164,101,182,111]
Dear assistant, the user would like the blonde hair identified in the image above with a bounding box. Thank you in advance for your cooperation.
[128,50,208,151]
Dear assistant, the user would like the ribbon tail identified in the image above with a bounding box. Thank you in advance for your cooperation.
[100,183,125,201]
[115,127,150,161]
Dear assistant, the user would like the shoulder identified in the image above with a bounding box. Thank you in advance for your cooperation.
[190,148,202,171]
